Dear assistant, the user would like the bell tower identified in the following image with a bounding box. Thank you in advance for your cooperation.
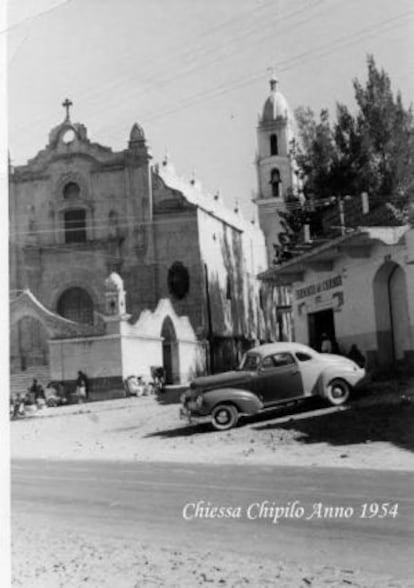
[255,77,300,263]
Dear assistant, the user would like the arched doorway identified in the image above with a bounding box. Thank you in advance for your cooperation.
[57,287,94,324]
[10,316,49,373]
[373,261,410,365]
[161,316,179,384]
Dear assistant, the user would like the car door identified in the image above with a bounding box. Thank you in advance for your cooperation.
[258,352,303,406]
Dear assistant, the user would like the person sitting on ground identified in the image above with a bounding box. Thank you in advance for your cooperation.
[29,379,45,404]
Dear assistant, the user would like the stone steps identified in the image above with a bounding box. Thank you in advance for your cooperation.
[10,366,50,397]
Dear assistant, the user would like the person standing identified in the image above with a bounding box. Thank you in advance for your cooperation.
[321,333,333,353]
[75,371,89,403]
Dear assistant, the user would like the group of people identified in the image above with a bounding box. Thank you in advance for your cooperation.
[320,333,366,367]
[10,370,90,418]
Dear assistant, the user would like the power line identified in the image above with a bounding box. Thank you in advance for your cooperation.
[9,0,318,131]
[1,0,72,35]
[139,10,414,126]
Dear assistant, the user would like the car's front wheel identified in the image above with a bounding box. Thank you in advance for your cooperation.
[325,378,350,406]
[211,404,239,431]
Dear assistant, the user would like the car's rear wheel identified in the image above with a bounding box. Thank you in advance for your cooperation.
[325,378,350,406]
[211,404,239,431]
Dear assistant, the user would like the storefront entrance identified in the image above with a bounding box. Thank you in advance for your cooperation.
[307,309,335,352]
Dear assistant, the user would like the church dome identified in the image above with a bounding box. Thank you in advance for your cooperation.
[261,77,291,122]
[105,272,124,291]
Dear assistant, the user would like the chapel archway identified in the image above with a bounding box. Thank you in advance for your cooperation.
[57,287,94,325]
[10,316,49,373]
[161,316,179,384]
[373,261,410,365]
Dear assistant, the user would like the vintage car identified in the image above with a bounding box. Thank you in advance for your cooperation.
[180,342,367,430]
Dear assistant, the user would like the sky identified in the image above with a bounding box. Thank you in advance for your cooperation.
[6,0,414,219]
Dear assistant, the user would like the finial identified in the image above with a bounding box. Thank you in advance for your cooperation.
[162,149,169,166]
[62,98,73,122]
[267,67,278,92]
[214,189,220,201]
[190,169,196,185]
[234,198,239,214]
[129,122,145,142]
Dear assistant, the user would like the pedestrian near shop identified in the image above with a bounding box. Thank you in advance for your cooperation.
[321,333,333,353]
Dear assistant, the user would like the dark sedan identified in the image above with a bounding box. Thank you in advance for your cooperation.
[180,342,366,430]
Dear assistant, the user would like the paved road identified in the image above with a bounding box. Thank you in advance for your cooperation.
[12,459,414,577]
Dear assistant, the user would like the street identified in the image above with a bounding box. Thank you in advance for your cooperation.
[12,459,414,586]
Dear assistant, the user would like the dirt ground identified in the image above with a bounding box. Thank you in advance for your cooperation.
[10,380,414,587]
[11,512,413,588]
[11,380,414,470]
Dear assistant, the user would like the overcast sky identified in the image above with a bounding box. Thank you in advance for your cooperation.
[7,0,414,218]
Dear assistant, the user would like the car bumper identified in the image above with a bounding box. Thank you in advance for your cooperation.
[179,405,209,424]
[179,406,191,421]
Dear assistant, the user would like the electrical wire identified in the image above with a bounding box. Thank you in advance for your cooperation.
[1,0,72,35]
[10,0,325,137]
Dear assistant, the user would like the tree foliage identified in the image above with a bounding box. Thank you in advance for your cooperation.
[294,55,414,206]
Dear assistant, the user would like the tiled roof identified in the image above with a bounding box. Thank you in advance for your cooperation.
[275,195,407,264]
[319,196,405,236]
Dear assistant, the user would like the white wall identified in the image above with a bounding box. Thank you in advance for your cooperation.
[121,335,163,380]
[49,335,122,381]
[291,229,414,362]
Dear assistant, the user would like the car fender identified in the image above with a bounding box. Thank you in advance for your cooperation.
[317,367,356,398]
[202,388,263,415]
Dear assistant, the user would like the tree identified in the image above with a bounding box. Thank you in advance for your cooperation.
[293,107,336,199]
[294,55,414,206]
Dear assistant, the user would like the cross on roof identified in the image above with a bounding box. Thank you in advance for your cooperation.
[62,98,73,121]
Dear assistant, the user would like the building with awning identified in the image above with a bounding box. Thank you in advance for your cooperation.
[259,224,414,372]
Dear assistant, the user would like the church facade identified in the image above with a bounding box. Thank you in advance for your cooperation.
[9,100,279,391]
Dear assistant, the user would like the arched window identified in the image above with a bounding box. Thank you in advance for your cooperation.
[167,262,190,299]
[63,182,80,199]
[57,287,94,324]
[270,168,281,197]
[64,209,86,243]
[270,134,278,156]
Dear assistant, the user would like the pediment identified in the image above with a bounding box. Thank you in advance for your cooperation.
[16,121,120,175]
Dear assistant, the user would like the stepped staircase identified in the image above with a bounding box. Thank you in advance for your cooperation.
[10,366,50,398]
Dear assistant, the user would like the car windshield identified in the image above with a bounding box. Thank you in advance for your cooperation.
[238,352,260,371]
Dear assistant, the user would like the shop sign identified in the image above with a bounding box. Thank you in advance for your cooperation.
[295,275,342,300]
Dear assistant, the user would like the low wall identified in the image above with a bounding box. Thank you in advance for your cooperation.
[62,375,126,401]
[49,335,122,381]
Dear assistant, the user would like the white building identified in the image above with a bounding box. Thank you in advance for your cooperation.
[260,223,414,372]
[254,76,302,264]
